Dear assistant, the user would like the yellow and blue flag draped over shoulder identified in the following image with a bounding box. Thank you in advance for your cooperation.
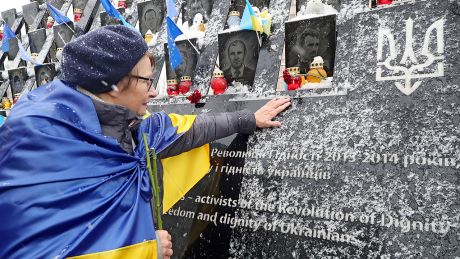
[0,79,210,258]
[1,24,16,53]
[46,3,71,24]
[240,0,263,32]
[100,0,136,30]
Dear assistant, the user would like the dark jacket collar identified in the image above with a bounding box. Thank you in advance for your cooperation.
[76,86,141,154]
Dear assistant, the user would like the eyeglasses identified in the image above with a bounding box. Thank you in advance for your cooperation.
[128,74,155,91]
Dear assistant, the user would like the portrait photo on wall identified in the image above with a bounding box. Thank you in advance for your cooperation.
[218,30,260,88]
[100,8,125,26]
[296,0,341,13]
[54,22,75,48]
[34,64,56,87]
[164,38,199,81]
[182,0,213,28]
[28,29,47,56]
[8,67,28,96]
[7,37,19,61]
[138,1,165,37]
[285,14,336,78]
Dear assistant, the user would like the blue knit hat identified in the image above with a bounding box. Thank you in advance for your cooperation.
[61,26,148,94]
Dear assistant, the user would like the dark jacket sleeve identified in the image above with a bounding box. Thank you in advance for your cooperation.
[158,109,256,159]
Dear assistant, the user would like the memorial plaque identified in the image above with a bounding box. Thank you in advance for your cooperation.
[164,39,199,81]
[285,15,337,75]
[296,0,341,13]
[100,8,125,26]
[7,37,19,61]
[138,1,164,36]
[218,30,260,87]
[54,22,75,48]
[28,29,47,55]
[34,63,56,87]
[22,2,40,30]
[1,9,17,28]
[153,1,459,258]
[8,67,28,96]
[182,0,213,27]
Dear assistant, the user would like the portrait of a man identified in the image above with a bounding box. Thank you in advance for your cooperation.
[100,8,125,26]
[138,1,164,36]
[34,64,56,87]
[164,39,199,81]
[219,30,259,86]
[182,0,212,27]
[8,67,28,96]
[285,15,337,76]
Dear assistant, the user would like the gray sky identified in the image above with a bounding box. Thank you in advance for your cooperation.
[0,0,33,13]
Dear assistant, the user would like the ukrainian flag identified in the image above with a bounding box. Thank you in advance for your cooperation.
[240,0,263,32]
[0,79,210,258]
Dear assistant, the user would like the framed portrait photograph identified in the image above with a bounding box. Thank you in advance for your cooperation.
[28,28,47,55]
[34,63,57,87]
[54,22,75,49]
[138,1,164,37]
[100,8,125,26]
[164,38,199,81]
[8,67,28,96]
[182,0,213,27]
[285,14,337,76]
[218,30,260,87]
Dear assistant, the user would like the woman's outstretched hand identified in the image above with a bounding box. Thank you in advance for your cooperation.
[254,96,291,128]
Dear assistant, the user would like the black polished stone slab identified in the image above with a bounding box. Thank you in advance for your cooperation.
[138,0,164,37]
[8,67,28,96]
[54,22,75,48]
[7,37,19,61]
[149,1,459,258]
[100,7,125,26]
[28,28,47,54]
[34,63,56,87]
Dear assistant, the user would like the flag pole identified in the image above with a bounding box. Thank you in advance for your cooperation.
[181,32,200,55]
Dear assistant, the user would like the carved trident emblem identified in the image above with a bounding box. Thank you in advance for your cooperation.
[376,18,445,95]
